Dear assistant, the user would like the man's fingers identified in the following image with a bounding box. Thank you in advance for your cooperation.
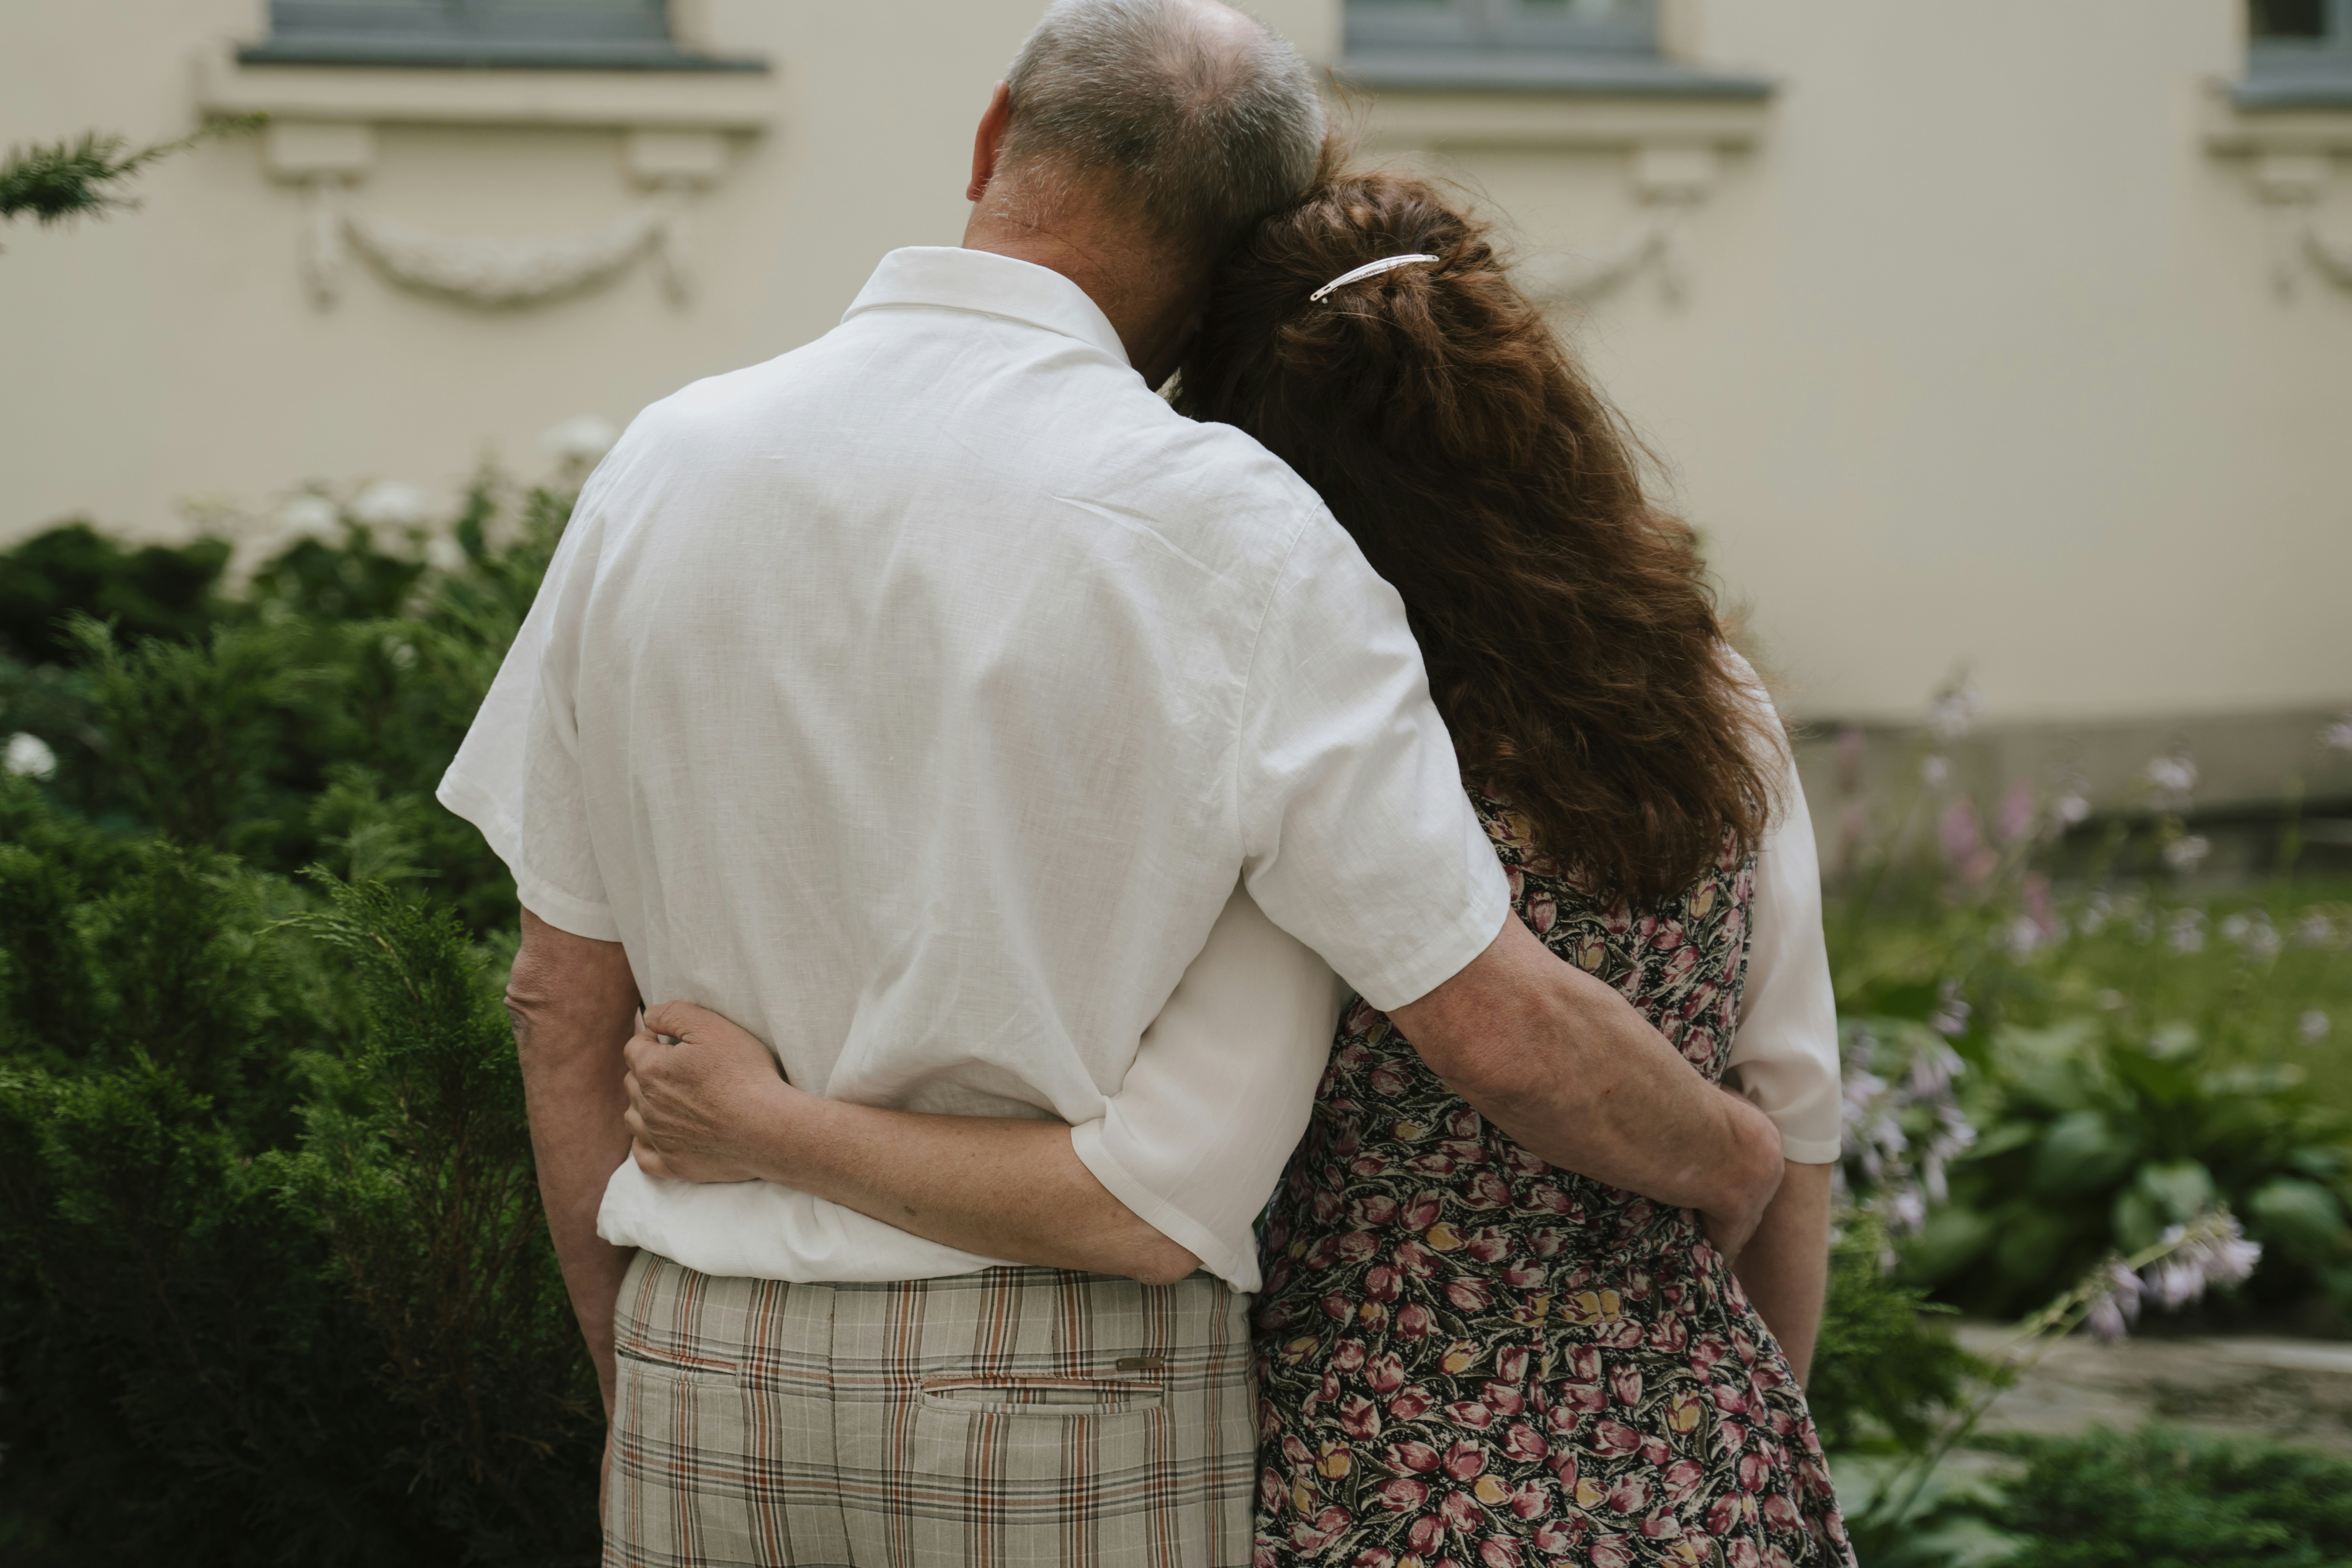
[622,1029,661,1073]
[632,1136,667,1178]
[624,1104,648,1141]
[642,999,718,1041]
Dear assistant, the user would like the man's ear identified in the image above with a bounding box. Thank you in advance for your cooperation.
[968,80,1014,204]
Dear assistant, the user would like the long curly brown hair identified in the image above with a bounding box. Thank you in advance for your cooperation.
[1176,169,1779,906]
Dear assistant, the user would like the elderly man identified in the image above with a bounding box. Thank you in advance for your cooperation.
[441,2,1793,1564]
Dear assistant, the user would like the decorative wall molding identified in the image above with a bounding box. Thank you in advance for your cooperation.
[1519,142,1722,305]
[299,184,693,307]
[2242,152,2352,298]
[2203,88,2352,299]
[1362,91,1764,307]
[199,42,777,310]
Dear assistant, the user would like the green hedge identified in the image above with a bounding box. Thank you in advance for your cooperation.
[0,492,596,1564]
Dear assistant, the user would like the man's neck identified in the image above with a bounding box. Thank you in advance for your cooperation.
[962,208,1203,385]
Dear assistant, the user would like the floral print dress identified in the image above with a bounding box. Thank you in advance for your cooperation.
[1251,791,1851,1568]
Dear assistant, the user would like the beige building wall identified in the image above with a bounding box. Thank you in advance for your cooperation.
[2,0,2347,747]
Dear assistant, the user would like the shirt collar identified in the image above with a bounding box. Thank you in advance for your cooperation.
[843,246,1132,368]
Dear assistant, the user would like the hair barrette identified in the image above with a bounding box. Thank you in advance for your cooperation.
[1309,253,1440,303]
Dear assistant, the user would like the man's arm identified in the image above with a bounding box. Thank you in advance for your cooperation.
[1387,916,1788,1258]
[621,1001,1200,1285]
[507,907,641,1417]
[1730,1160,1834,1382]
[625,912,1782,1278]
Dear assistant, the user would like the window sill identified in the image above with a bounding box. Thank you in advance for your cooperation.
[234,38,766,73]
[2205,80,2352,153]
[1334,49,1771,100]
[2229,75,2352,113]
[195,40,780,131]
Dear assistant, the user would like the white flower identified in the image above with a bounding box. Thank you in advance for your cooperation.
[2145,1213,2262,1305]
[276,493,342,542]
[2053,790,2092,826]
[2167,909,2206,953]
[2106,1259,2147,1317]
[2162,835,2210,873]
[1927,978,1971,1038]
[1884,1185,1927,1236]
[2234,913,2281,962]
[1927,685,1982,745]
[2087,1261,2145,1343]
[2302,1010,2333,1045]
[2208,1236,2263,1287]
[381,636,419,671]
[2322,713,2352,752]
[2298,914,2338,949]
[1908,1040,1965,1100]
[4,732,57,781]
[2148,1256,2207,1309]
[2005,915,2045,960]
[2145,751,2198,811]
[1919,753,1951,789]
[422,534,467,573]
[2172,1215,2261,1290]
[542,414,619,467]
[351,480,436,531]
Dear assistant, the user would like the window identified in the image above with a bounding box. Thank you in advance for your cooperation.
[241,0,756,70]
[1348,0,1659,57]
[2245,0,2352,106]
[1339,0,1765,95]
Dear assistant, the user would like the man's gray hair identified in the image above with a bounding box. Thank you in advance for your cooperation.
[1000,0,1325,247]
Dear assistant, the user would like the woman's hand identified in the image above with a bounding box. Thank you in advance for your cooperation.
[622,1000,797,1183]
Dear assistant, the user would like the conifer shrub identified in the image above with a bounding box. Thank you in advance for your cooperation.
[0,488,594,1564]
[1969,1426,2352,1567]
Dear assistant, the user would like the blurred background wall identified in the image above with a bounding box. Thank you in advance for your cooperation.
[1,0,2347,810]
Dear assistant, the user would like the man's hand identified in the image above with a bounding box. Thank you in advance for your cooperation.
[623,1000,798,1184]
[1697,1091,1787,1262]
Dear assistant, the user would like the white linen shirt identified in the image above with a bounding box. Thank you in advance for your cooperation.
[1040,672,1845,1294]
[440,246,1513,1293]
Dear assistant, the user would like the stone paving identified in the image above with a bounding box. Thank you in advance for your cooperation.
[1953,1322,2352,1454]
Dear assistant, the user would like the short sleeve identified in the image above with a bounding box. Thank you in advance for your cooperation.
[437,503,621,943]
[1235,514,1512,1012]
[1069,881,1345,1292]
[1722,669,1842,1163]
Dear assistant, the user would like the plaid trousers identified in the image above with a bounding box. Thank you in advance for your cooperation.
[605,1250,1258,1568]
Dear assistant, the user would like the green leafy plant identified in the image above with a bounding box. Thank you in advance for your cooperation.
[1821,684,2352,1328]
[1808,1211,1990,1455]
[1842,1210,2265,1564]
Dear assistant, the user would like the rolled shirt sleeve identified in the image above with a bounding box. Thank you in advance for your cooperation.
[1234,513,1513,1012]
[1070,881,1346,1292]
[438,502,621,944]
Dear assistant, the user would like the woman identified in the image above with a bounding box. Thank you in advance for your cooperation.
[1173,171,1852,1568]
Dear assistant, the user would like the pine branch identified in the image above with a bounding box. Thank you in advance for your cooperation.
[0,114,265,238]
